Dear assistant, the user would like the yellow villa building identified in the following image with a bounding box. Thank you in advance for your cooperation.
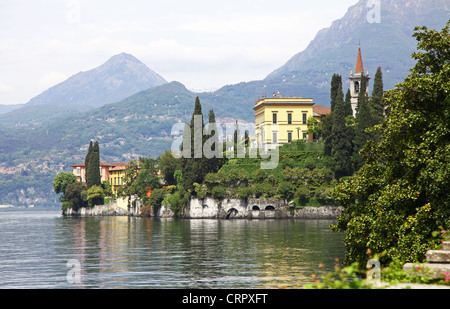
[109,163,128,196]
[254,92,329,149]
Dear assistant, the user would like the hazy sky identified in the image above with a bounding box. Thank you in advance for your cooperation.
[0,0,359,105]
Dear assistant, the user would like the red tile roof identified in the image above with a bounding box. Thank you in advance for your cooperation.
[109,163,129,171]
[313,105,331,116]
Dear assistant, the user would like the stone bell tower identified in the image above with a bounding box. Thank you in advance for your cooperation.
[349,44,370,117]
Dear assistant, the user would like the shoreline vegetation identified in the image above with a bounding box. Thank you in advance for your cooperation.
[53,22,450,289]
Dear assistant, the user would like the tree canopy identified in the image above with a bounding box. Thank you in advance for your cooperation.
[52,172,77,196]
[332,21,450,267]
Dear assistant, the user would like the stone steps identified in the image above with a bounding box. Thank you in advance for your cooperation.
[427,250,450,263]
[403,263,450,278]
[444,241,450,251]
[403,241,450,279]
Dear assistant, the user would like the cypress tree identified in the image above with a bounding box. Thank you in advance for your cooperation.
[180,122,195,191]
[344,89,353,117]
[353,76,373,171]
[322,114,333,156]
[233,120,241,158]
[204,109,224,173]
[190,96,204,159]
[324,74,342,155]
[92,141,101,187]
[86,141,101,188]
[244,130,249,150]
[331,84,354,179]
[370,67,385,125]
[355,73,369,118]
[181,97,208,192]
[84,141,93,183]
[330,74,342,112]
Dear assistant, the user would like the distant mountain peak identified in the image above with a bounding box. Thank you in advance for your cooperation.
[105,52,145,66]
[26,53,167,109]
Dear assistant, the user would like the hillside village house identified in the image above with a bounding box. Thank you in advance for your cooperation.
[72,161,128,193]
[254,91,330,150]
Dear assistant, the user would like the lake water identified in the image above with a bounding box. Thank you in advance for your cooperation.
[0,208,345,289]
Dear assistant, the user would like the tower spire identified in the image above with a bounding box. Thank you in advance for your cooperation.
[355,44,364,74]
[349,43,370,117]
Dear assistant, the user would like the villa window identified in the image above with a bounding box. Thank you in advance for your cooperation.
[287,113,292,124]
[302,113,307,124]
[288,132,293,143]
[273,132,278,144]
[272,113,277,124]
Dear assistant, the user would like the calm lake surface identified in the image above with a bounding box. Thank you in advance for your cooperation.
[0,208,345,289]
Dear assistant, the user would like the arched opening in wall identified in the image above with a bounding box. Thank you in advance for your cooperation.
[265,206,276,211]
[252,206,260,211]
[226,208,239,220]
[203,204,209,208]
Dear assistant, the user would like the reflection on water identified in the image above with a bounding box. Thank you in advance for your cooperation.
[0,208,345,289]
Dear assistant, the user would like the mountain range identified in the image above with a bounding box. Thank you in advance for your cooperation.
[0,53,167,128]
[0,0,449,207]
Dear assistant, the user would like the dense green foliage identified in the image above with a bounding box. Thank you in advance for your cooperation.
[86,185,105,206]
[186,140,336,207]
[64,182,87,211]
[158,150,181,186]
[118,158,161,203]
[332,21,450,267]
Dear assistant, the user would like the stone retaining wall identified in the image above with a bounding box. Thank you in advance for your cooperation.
[183,198,343,220]
[63,197,343,220]
[63,198,140,217]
